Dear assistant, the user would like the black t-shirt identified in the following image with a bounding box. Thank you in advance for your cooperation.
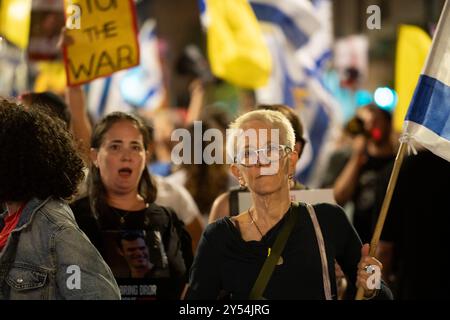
[186,203,392,300]
[71,197,187,300]
[321,147,353,188]
[353,154,395,243]
[378,151,450,299]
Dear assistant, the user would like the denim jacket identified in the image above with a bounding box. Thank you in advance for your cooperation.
[0,197,121,300]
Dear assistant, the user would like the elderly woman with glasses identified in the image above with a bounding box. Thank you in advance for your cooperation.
[186,109,392,300]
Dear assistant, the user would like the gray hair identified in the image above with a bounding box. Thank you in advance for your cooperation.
[226,109,296,162]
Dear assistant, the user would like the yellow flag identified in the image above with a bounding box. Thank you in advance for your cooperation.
[0,0,32,49]
[394,25,431,132]
[206,0,272,89]
[34,62,67,94]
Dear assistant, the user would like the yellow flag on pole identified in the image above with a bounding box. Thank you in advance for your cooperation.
[0,0,32,49]
[205,0,272,89]
[394,25,431,132]
[34,62,67,94]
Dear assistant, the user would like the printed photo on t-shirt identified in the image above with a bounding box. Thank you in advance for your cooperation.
[101,229,174,300]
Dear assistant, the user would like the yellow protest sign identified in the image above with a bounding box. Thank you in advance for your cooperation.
[63,0,140,86]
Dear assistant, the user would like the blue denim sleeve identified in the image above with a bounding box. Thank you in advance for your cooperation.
[53,226,121,300]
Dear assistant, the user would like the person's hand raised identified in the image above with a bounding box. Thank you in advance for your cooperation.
[57,27,75,50]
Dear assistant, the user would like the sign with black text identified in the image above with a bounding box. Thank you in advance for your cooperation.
[63,0,140,86]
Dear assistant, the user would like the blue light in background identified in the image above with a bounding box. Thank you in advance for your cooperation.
[355,90,373,107]
[374,87,398,111]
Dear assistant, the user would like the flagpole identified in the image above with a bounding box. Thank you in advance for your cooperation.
[355,141,408,300]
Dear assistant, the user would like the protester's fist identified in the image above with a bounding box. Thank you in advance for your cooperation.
[57,27,75,49]
[356,244,383,299]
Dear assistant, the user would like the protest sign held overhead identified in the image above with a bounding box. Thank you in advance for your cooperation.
[63,0,140,86]
[28,0,65,61]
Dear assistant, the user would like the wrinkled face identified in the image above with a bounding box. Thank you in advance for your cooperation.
[92,120,147,196]
[120,238,150,269]
[231,120,297,196]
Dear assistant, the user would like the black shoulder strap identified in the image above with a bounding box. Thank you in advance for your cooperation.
[152,203,194,274]
[249,202,300,300]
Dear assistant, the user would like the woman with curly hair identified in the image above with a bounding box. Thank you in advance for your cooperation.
[0,100,120,300]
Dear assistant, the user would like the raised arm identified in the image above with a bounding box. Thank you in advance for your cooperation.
[59,27,92,162]
[208,192,230,224]
[65,85,92,162]
[333,135,367,206]
[185,79,205,125]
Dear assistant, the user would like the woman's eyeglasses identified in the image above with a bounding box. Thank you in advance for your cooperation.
[235,145,292,167]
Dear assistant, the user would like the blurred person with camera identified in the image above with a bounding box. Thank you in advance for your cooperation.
[330,104,397,243]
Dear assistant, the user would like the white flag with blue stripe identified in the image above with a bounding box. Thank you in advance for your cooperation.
[249,0,320,105]
[248,0,341,186]
[249,0,320,50]
[403,0,450,162]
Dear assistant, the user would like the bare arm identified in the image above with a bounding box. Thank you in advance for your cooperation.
[208,192,230,224]
[185,79,205,125]
[59,29,92,163]
[333,136,367,206]
[65,85,92,162]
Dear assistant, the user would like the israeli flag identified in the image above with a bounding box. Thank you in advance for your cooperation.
[403,1,450,162]
[249,0,341,186]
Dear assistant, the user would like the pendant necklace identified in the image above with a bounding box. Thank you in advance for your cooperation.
[248,208,284,266]
[113,203,150,225]
[114,209,127,225]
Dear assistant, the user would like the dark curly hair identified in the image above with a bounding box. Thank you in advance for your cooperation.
[88,112,157,218]
[0,100,85,202]
[20,91,71,128]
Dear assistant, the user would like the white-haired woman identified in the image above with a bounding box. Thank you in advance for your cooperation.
[186,109,392,300]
